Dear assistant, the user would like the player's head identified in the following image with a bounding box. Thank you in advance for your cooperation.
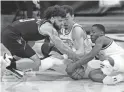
[91,24,105,43]
[61,5,74,29]
[44,5,66,30]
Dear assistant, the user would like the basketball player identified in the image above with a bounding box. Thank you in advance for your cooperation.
[1,5,77,78]
[58,5,93,78]
[66,24,124,84]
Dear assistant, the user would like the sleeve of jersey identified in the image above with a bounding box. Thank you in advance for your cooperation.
[38,25,52,36]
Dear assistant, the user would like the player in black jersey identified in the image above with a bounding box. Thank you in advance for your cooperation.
[1,5,66,78]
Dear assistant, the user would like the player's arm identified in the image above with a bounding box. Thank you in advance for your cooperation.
[75,37,104,66]
[39,25,79,60]
[72,27,85,56]
[50,33,79,60]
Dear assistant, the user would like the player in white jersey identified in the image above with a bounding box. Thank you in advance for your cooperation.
[66,24,124,84]
[59,5,93,78]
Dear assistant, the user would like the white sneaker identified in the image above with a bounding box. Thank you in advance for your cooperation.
[103,74,124,85]
[3,53,12,66]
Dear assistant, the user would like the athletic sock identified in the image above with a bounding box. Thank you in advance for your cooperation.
[4,53,17,69]
[7,58,17,69]
[113,74,124,83]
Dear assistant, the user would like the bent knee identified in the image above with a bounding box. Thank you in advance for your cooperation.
[89,70,97,81]
[89,69,104,82]
[30,54,41,67]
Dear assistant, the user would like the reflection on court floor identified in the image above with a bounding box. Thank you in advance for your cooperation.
[1,79,124,92]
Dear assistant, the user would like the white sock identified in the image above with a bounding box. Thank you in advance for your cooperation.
[4,54,12,67]
[103,76,115,84]
[113,74,124,83]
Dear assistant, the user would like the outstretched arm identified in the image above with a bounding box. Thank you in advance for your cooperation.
[49,31,79,61]
[75,37,104,66]
[39,25,79,61]
[66,37,104,74]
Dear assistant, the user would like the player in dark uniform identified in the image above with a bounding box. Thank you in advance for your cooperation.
[1,5,67,78]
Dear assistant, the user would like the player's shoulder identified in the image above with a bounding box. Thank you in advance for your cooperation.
[73,23,86,34]
[39,22,58,36]
[98,36,111,41]
[95,36,105,43]
[72,23,86,39]
[40,22,53,30]
[96,36,111,45]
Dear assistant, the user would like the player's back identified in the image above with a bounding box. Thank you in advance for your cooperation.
[101,39,124,56]
[11,18,46,41]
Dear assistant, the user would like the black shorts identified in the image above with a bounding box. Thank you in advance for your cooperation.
[1,26,36,58]
[41,42,62,58]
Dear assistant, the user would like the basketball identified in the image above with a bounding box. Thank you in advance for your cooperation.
[67,65,85,80]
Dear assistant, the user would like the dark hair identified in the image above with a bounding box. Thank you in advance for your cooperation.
[92,24,105,33]
[43,5,66,19]
[61,5,74,16]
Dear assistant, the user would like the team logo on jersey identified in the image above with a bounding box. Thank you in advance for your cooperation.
[16,37,25,45]
[17,39,22,44]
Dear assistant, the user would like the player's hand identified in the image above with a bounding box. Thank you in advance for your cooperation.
[66,62,80,75]
[69,54,79,62]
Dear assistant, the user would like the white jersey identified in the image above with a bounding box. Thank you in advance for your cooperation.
[100,40,124,72]
[60,23,92,54]
[100,40,124,56]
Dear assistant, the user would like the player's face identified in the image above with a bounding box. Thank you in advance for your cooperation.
[90,26,101,43]
[64,13,74,29]
[53,16,64,30]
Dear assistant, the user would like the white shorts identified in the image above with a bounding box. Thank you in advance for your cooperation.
[83,60,102,78]
[110,53,124,72]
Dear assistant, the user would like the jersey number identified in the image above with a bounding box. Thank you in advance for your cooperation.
[19,19,35,22]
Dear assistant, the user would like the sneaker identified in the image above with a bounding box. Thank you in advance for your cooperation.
[3,53,24,79]
[6,67,24,79]
[103,74,124,85]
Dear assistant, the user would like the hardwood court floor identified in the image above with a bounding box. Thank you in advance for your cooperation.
[1,70,124,92]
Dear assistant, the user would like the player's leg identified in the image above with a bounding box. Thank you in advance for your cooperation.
[40,42,70,73]
[81,60,102,79]
[89,68,106,83]
[89,63,124,84]
[2,30,41,78]
[4,43,41,71]
[14,54,41,71]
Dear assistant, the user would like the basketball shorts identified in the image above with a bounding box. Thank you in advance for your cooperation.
[1,26,36,58]
[41,42,62,58]
[110,53,124,72]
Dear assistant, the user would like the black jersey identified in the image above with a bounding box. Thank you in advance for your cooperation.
[10,18,47,41]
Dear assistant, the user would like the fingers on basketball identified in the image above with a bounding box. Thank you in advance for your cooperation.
[70,66,85,80]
